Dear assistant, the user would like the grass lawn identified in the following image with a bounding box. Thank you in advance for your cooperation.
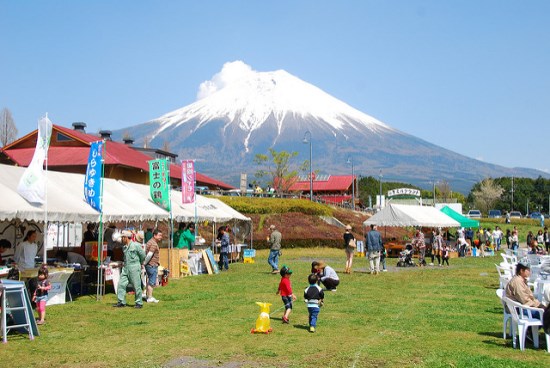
[3,248,550,367]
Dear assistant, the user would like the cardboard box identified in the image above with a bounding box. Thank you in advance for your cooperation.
[159,248,189,278]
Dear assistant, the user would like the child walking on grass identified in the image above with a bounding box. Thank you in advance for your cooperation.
[276,265,296,324]
[441,244,450,266]
[304,273,324,333]
[34,265,51,325]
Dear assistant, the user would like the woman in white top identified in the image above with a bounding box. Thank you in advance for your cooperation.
[14,230,38,270]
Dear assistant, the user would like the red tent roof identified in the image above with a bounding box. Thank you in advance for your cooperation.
[1,124,234,189]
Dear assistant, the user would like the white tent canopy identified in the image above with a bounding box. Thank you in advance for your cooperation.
[0,164,249,223]
[363,203,461,228]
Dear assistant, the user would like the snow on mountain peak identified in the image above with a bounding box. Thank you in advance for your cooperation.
[152,61,394,139]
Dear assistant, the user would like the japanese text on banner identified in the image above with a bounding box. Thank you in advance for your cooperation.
[181,160,195,204]
[149,159,171,211]
[84,141,103,212]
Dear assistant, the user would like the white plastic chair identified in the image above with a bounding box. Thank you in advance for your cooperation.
[495,264,512,288]
[504,297,547,351]
[527,254,540,266]
[496,289,512,339]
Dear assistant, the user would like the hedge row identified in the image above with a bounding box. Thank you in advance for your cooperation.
[216,197,333,216]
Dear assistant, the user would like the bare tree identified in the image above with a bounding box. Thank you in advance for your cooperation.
[0,108,18,147]
[437,180,452,202]
[472,178,504,213]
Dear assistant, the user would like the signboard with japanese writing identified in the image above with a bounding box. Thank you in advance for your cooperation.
[148,159,171,211]
[181,160,195,204]
[84,141,103,212]
[387,188,421,198]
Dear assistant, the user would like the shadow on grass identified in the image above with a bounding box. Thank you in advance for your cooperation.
[293,324,310,331]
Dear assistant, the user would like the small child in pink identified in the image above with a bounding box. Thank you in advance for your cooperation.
[34,265,52,325]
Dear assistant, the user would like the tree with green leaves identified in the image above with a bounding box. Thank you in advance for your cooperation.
[253,148,306,193]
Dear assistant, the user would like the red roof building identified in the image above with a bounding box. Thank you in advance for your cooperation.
[287,174,357,205]
[0,124,234,190]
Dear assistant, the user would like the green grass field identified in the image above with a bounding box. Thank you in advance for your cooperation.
[3,248,550,367]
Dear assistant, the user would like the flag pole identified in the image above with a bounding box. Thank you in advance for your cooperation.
[43,114,49,265]
[96,141,106,300]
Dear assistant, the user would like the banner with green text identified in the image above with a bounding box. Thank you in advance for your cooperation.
[148,159,171,211]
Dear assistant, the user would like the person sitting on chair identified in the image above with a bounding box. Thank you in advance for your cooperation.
[505,262,546,309]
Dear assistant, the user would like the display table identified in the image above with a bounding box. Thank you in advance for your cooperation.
[20,267,74,306]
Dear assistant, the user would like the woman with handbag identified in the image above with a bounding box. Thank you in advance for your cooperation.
[343,224,356,274]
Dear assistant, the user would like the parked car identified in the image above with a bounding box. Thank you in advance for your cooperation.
[488,209,502,218]
[509,211,522,218]
[529,212,542,219]
[467,210,482,218]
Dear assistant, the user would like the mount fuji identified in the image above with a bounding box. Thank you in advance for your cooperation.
[112,61,545,193]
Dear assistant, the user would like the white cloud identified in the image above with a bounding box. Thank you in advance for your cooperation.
[196,60,255,100]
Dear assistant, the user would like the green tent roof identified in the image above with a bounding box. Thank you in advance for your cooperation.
[440,206,479,228]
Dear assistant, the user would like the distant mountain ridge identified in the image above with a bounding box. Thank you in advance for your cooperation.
[112,63,548,193]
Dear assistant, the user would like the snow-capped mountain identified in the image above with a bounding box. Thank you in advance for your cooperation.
[112,62,546,192]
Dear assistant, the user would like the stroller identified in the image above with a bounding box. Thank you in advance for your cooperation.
[397,244,416,267]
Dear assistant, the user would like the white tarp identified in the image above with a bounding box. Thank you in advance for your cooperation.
[0,164,249,224]
[119,181,251,223]
[363,203,461,228]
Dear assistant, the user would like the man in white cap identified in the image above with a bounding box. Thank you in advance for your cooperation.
[113,230,146,308]
[267,225,282,274]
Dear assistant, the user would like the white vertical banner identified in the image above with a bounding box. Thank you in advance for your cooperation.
[17,114,53,204]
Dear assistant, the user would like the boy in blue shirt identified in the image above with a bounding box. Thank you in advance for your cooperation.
[304,273,324,333]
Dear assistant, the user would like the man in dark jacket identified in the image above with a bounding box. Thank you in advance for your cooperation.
[365,224,383,275]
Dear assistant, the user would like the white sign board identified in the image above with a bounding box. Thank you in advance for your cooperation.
[387,188,421,197]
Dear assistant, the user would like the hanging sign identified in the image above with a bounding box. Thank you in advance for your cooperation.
[181,160,195,204]
[149,159,171,211]
[84,141,104,212]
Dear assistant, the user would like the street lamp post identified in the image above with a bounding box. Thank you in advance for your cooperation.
[302,131,313,201]
[347,157,355,210]
[379,169,383,210]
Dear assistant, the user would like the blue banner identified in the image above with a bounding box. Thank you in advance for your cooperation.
[84,141,104,212]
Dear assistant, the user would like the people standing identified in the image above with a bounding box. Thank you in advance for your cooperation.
[14,230,38,271]
[544,227,550,253]
[492,226,503,251]
[412,229,426,266]
[343,224,355,274]
[511,229,519,255]
[366,224,383,274]
[113,230,146,309]
[0,239,12,266]
[218,226,230,271]
[144,228,162,303]
[176,223,196,250]
[104,224,117,258]
[33,265,51,325]
[276,265,296,324]
[431,230,442,266]
[304,273,324,333]
[441,244,450,266]
[267,224,282,274]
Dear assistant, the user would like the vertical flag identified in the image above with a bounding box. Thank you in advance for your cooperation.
[84,141,104,212]
[149,159,171,211]
[181,160,195,204]
[17,114,53,204]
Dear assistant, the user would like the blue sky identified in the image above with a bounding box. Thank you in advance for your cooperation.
[2,0,549,174]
